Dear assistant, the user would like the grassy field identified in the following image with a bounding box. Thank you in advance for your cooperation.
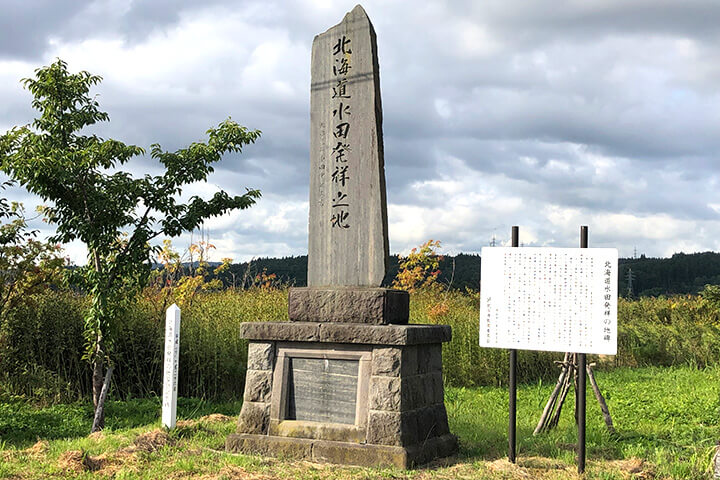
[1,365,718,479]
[4,289,720,403]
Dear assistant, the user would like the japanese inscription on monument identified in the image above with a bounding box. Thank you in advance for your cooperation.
[229,6,457,467]
[286,358,359,424]
[480,247,618,355]
[308,5,389,287]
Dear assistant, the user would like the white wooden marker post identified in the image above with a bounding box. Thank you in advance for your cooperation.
[162,304,181,429]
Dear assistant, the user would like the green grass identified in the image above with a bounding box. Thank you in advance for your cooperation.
[0,397,242,447]
[1,365,718,479]
[450,365,720,478]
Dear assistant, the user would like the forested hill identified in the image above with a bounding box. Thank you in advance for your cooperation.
[216,251,720,297]
[217,254,482,291]
[618,252,720,297]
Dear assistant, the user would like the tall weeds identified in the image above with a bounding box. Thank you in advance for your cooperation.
[1,288,719,402]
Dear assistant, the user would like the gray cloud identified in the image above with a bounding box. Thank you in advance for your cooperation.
[2,0,720,263]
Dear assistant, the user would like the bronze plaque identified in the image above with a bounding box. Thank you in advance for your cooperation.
[286,357,358,424]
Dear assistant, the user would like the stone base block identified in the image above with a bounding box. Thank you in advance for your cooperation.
[288,287,409,324]
[240,322,451,345]
[233,325,456,469]
[226,433,458,469]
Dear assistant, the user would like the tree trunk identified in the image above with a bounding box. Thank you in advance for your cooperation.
[91,366,113,433]
[92,332,106,430]
[92,357,103,406]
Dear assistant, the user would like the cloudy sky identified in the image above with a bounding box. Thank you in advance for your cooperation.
[1,0,720,264]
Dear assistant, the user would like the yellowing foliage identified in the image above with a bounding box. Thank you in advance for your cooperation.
[392,239,443,293]
[254,268,280,291]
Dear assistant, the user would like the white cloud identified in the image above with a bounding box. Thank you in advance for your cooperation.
[2,0,720,266]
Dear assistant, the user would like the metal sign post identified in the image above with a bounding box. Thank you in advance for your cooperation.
[509,226,518,464]
[577,226,588,474]
[481,225,617,473]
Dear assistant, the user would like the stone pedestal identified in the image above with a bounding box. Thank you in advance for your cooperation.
[226,322,457,468]
[288,287,409,324]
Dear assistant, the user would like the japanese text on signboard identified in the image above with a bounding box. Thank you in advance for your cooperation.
[480,247,618,355]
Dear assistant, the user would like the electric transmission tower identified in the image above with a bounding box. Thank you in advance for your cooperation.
[626,268,635,298]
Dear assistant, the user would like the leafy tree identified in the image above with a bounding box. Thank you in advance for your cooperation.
[0,181,65,327]
[0,59,261,431]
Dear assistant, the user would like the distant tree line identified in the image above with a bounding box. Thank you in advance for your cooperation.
[211,251,720,297]
[618,252,720,297]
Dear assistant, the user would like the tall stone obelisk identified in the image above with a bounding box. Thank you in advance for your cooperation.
[228,5,457,468]
[289,4,406,324]
[308,4,388,287]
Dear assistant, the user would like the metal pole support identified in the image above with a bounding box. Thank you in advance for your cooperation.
[509,225,519,463]
[578,225,588,474]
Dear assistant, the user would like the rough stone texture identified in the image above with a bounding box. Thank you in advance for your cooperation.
[405,434,458,467]
[240,322,321,343]
[247,342,274,370]
[227,434,313,459]
[270,420,366,443]
[401,377,415,410]
[308,5,389,288]
[433,404,451,436]
[237,401,270,435]
[401,345,418,376]
[411,375,427,408]
[429,371,445,404]
[228,434,457,468]
[428,344,443,372]
[312,439,407,468]
[402,375,431,411]
[240,322,451,345]
[400,410,419,446]
[288,287,408,324]
[417,344,439,374]
[416,406,438,442]
[369,376,401,411]
[366,410,401,446]
[244,370,273,403]
[372,347,401,376]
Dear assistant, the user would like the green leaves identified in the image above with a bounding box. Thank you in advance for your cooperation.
[23,59,107,147]
[0,59,262,369]
[0,182,65,329]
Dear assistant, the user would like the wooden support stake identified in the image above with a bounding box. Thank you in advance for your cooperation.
[587,362,615,434]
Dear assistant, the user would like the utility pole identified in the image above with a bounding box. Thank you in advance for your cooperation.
[626,268,635,298]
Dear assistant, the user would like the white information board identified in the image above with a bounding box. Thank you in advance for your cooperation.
[480,247,618,355]
[162,304,181,429]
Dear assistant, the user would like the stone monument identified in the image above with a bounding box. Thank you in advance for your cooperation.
[226,5,457,468]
